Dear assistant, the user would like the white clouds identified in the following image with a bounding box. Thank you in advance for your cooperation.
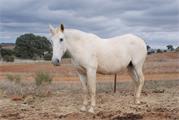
[0,0,178,48]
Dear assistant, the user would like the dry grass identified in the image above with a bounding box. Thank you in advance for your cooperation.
[34,71,53,86]
[0,72,53,97]
[0,78,178,98]
[6,74,21,84]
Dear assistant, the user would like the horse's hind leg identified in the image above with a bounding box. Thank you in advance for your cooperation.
[128,65,138,103]
[134,64,145,104]
[128,63,144,104]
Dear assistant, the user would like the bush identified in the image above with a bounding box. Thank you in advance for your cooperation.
[44,53,52,61]
[3,55,14,62]
[157,49,163,53]
[6,74,21,84]
[0,48,15,57]
[6,74,14,81]
[175,47,179,52]
[35,71,52,86]
[62,51,71,58]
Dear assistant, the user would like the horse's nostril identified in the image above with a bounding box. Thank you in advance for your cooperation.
[56,59,59,63]
[52,58,60,66]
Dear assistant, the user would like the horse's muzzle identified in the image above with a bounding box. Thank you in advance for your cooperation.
[51,58,61,66]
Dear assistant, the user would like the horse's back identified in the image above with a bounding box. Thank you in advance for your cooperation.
[109,34,147,65]
[96,34,147,74]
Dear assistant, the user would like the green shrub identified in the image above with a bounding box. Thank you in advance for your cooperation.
[6,74,21,84]
[44,53,52,61]
[35,71,52,86]
[176,47,179,52]
[13,75,21,84]
[6,74,14,81]
[3,55,14,62]
[62,51,71,58]
[0,48,15,57]
[157,49,163,53]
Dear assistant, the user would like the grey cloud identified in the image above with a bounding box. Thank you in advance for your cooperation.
[0,0,178,48]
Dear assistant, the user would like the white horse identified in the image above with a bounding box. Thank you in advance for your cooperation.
[49,24,147,113]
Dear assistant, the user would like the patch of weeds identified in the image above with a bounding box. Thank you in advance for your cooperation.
[6,74,21,84]
[34,71,53,96]
[35,71,52,86]
[6,74,14,82]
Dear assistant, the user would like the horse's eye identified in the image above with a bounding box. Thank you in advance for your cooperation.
[60,38,63,42]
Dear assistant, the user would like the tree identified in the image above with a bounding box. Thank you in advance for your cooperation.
[0,48,15,57]
[0,45,2,60]
[62,50,71,58]
[157,49,163,53]
[15,33,51,59]
[166,45,174,51]
[176,46,179,52]
[146,45,151,51]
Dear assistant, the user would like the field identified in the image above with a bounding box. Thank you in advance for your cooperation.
[0,52,179,120]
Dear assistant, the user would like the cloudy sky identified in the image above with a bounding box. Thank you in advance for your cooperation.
[0,0,179,48]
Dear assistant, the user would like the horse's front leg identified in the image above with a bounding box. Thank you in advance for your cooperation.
[87,68,96,113]
[78,73,88,112]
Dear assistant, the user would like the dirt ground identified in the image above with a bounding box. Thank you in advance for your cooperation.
[0,52,179,120]
[0,80,179,120]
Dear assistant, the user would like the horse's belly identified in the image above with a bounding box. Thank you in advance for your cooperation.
[97,58,130,75]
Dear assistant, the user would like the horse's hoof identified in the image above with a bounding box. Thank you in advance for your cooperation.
[80,106,87,112]
[88,107,95,113]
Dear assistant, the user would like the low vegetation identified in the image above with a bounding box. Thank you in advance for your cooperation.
[0,72,53,97]
[0,48,15,57]
[43,53,52,60]
[6,74,21,84]
[35,71,52,86]
[0,48,15,62]
[3,55,14,62]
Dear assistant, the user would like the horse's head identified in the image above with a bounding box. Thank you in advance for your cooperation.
[49,24,66,66]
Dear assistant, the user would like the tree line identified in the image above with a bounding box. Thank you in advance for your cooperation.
[147,44,178,54]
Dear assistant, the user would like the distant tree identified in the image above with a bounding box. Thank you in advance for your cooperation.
[146,45,151,51]
[0,45,2,60]
[44,53,52,61]
[15,33,51,59]
[0,48,15,57]
[3,55,14,62]
[157,49,163,53]
[146,45,155,55]
[166,45,174,51]
[62,50,71,58]
[0,47,15,62]
[176,46,179,52]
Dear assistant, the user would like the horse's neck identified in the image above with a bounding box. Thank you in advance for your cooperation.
[65,29,81,47]
[64,29,85,55]
[64,29,100,59]
[65,29,82,41]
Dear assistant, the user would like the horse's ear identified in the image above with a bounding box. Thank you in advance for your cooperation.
[61,24,64,32]
[49,24,55,34]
